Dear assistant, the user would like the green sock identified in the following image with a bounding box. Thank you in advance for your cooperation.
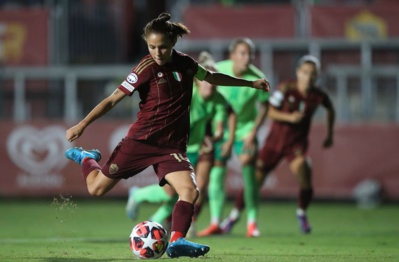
[150,195,178,223]
[208,166,226,224]
[242,165,258,223]
[134,184,171,204]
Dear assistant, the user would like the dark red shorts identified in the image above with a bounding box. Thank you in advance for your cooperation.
[258,141,308,173]
[102,138,194,186]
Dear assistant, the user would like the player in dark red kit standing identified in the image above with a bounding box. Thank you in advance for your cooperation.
[64,13,269,258]
[222,55,335,234]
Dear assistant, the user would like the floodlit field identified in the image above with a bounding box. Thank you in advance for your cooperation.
[1,198,398,261]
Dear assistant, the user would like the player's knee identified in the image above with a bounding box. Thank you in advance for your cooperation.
[87,185,107,197]
[178,186,199,204]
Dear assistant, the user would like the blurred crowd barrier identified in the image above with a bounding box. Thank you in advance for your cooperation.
[1,121,398,200]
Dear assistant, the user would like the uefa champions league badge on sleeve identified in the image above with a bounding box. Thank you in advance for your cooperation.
[127,73,138,84]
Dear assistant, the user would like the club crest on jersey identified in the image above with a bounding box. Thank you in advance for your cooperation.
[157,72,164,78]
[288,95,295,103]
[127,73,138,84]
[109,163,119,175]
[172,71,182,82]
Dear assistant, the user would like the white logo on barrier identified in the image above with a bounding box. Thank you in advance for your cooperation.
[7,125,70,188]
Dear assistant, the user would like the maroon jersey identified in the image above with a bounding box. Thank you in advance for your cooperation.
[118,50,199,151]
[266,81,332,151]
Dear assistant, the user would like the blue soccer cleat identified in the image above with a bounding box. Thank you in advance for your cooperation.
[166,238,210,258]
[297,214,311,234]
[126,186,140,220]
[65,147,101,165]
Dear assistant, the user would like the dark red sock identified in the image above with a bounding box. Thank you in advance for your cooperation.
[193,203,202,221]
[170,200,194,242]
[298,188,313,210]
[235,188,245,211]
[81,158,101,182]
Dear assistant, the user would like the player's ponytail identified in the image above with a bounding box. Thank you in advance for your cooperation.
[143,13,190,44]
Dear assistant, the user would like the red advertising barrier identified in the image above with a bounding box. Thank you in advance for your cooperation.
[0,9,48,65]
[1,121,398,200]
[182,6,295,39]
[311,5,399,39]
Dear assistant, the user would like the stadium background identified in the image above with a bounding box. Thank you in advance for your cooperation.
[1,0,398,201]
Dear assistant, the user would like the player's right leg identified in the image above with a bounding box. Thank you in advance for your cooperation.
[197,160,226,237]
[198,140,228,237]
[289,155,313,234]
[221,165,267,234]
[65,147,119,196]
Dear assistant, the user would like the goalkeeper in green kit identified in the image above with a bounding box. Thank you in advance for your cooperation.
[198,38,269,237]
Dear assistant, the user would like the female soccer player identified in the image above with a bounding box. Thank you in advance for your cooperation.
[222,55,335,234]
[198,38,269,238]
[125,52,236,236]
[64,13,269,258]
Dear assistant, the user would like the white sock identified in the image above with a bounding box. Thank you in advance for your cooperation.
[211,217,220,225]
[229,208,240,220]
[296,208,306,216]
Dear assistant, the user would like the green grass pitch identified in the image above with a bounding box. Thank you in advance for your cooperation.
[0,198,398,261]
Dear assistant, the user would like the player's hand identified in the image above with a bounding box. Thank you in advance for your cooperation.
[66,124,84,142]
[323,136,333,148]
[289,111,304,123]
[252,79,270,92]
[243,132,256,153]
[221,141,233,158]
[199,136,213,154]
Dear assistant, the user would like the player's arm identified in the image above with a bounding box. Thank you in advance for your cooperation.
[195,64,270,92]
[245,102,268,147]
[322,93,335,148]
[66,89,126,142]
[268,89,303,123]
[221,106,236,158]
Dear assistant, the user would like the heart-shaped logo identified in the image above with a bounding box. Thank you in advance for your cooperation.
[7,125,70,175]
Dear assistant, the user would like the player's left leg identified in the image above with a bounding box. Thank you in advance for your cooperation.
[289,155,313,234]
[188,156,212,237]
[165,170,210,258]
[239,150,260,237]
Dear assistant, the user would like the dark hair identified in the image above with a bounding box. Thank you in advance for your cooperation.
[142,13,190,44]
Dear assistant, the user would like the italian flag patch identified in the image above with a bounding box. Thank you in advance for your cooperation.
[172,71,182,82]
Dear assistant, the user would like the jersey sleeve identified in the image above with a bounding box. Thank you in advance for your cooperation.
[118,57,153,96]
[269,84,286,109]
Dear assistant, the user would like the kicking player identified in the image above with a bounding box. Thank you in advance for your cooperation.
[64,13,269,259]
[198,38,269,237]
[222,55,335,234]
[125,51,236,237]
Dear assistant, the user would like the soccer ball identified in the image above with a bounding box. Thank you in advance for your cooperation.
[129,221,169,259]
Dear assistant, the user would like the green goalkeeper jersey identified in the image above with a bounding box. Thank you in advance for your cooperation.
[216,59,269,140]
[187,84,229,154]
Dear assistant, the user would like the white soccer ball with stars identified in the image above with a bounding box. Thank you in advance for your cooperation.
[129,221,168,259]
